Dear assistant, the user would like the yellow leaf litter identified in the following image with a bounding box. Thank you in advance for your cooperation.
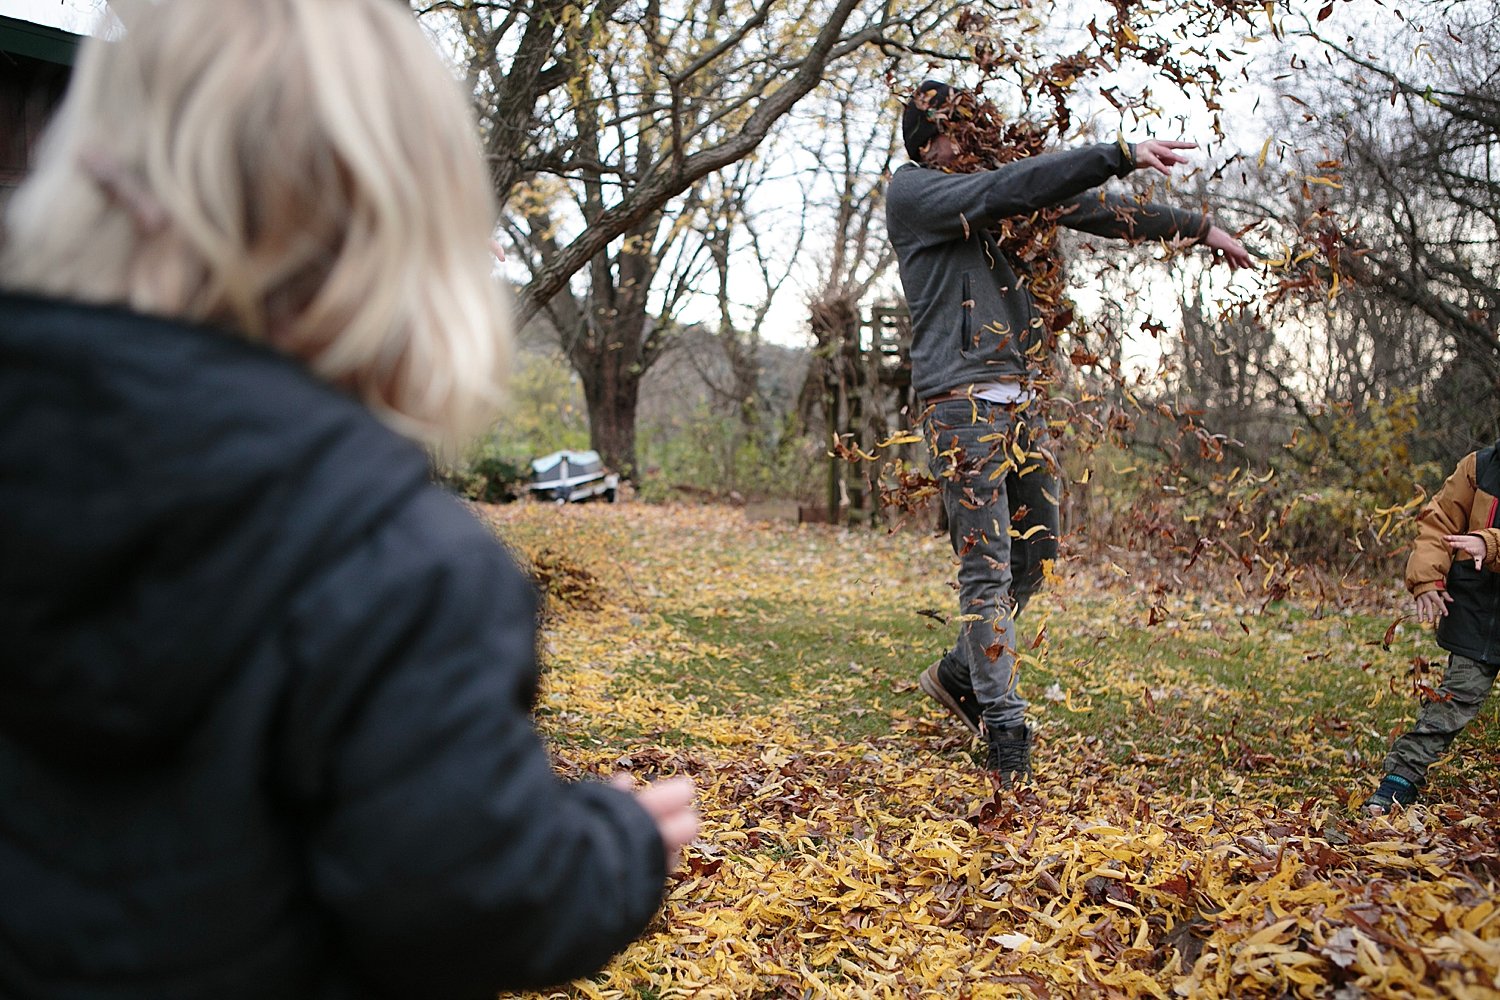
[479,502,1500,1000]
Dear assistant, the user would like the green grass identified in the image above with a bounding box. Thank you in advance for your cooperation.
[490,505,1500,999]
[604,587,1500,803]
[638,600,938,741]
[491,503,1500,809]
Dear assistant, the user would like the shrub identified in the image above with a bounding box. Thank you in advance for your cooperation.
[1063,392,1441,582]
[637,408,821,503]
[434,444,528,503]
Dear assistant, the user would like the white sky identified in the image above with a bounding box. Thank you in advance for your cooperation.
[0,0,1407,369]
[0,0,101,33]
[742,11,1289,355]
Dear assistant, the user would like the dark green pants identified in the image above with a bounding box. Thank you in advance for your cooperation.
[1383,652,1498,787]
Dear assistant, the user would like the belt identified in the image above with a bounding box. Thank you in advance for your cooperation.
[921,390,972,406]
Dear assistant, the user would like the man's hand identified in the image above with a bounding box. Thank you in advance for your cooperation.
[1203,225,1253,269]
[612,774,699,874]
[1132,139,1197,176]
[1415,589,1453,623]
[1444,533,1486,570]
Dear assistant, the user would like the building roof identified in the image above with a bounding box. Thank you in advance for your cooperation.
[0,14,84,67]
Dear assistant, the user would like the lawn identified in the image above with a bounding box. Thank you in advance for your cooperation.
[481,502,1500,1000]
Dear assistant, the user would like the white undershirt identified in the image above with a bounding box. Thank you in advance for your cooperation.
[969,381,1034,404]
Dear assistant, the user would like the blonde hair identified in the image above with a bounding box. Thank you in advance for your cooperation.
[1,0,509,444]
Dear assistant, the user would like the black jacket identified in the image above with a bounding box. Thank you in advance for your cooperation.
[0,294,666,999]
[1431,444,1500,664]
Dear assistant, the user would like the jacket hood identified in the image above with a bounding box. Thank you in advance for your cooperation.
[0,293,433,766]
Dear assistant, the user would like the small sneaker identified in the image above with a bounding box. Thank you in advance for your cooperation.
[1364,774,1418,816]
[918,661,981,737]
[986,723,1032,786]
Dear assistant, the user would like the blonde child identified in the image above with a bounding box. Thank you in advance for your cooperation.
[0,1,695,995]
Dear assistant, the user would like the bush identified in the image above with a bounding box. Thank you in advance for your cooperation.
[637,407,821,503]
[1062,392,1441,583]
[434,348,597,504]
[1274,390,1442,564]
[434,445,528,503]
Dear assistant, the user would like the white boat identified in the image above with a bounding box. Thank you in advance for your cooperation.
[528,449,619,503]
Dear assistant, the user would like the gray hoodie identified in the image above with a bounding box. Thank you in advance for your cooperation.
[885,142,1209,400]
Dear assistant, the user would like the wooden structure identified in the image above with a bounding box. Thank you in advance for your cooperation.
[1,15,81,203]
[822,303,918,526]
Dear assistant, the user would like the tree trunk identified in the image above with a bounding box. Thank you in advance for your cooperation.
[580,353,642,481]
[570,237,655,481]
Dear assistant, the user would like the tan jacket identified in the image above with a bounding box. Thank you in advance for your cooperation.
[1405,450,1500,596]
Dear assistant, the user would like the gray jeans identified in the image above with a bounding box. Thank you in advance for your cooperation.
[924,397,1059,732]
[1384,652,1497,786]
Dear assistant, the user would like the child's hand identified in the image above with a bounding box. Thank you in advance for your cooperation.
[1415,589,1453,623]
[612,774,699,874]
[1444,533,1486,570]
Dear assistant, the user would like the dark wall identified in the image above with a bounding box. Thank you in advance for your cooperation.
[1,51,70,199]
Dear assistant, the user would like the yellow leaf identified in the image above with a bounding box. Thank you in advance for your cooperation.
[1244,917,1298,945]
[1463,899,1497,932]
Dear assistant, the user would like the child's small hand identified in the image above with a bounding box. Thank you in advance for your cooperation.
[1443,533,1486,570]
[1415,589,1453,623]
[612,774,699,874]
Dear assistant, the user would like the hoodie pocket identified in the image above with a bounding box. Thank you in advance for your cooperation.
[959,272,973,351]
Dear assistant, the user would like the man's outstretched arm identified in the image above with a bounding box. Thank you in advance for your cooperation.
[1059,191,1252,269]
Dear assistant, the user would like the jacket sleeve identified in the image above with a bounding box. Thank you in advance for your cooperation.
[1478,527,1500,570]
[886,142,1132,246]
[276,488,667,998]
[1406,452,1478,596]
[1057,191,1210,243]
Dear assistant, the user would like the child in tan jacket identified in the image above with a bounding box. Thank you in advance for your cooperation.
[1367,444,1500,814]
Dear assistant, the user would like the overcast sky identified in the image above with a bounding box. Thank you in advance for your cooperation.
[0,0,1403,356]
[0,0,101,34]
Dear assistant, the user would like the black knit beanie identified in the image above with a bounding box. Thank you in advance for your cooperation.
[902,80,952,162]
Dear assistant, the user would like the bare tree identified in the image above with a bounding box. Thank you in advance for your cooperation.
[796,67,901,439]
[421,0,967,319]
[420,0,975,474]
[695,153,808,429]
[1252,0,1500,457]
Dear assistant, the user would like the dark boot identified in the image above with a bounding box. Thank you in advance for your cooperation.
[917,659,981,737]
[1364,774,1418,816]
[986,723,1032,786]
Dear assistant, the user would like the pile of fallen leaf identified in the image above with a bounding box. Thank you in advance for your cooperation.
[483,503,1500,1000]
[523,547,605,622]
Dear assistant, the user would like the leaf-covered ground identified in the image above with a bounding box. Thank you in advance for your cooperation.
[480,503,1500,1000]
